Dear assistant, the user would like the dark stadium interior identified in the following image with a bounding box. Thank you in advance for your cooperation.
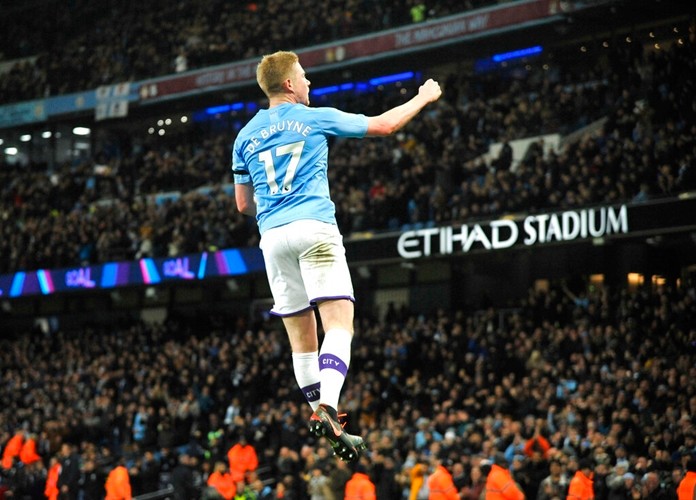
[1,1,695,499]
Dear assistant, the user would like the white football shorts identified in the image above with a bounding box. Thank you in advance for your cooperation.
[260,219,355,316]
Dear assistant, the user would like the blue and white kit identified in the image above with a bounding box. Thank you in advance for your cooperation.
[233,103,369,315]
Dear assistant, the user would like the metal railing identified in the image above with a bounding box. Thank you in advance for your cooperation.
[134,485,174,500]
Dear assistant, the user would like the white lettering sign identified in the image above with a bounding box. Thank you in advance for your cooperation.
[397,205,629,259]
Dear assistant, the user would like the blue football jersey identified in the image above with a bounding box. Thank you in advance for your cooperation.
[232,103,368,234]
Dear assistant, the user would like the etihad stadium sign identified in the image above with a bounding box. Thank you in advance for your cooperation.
[343,196,696,263]
[397,205,628,259]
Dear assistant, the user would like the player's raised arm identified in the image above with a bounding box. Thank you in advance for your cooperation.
[366,78,442,137]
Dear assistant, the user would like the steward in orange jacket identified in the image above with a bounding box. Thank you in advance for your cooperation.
[19,436,41,465]
[227,434,258,484]
[44,459,61,500]
[485,463,525,499]
[677,460,696,500]
[427,464,459,500]
[105,464,132,500]
[2,432,24,469]
[207,462,237,500]
[344,468,376,500]
[566,460,593,500]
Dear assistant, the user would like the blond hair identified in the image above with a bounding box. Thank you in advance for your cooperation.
[256,51,299,98]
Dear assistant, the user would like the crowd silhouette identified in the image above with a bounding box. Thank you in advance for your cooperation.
[0,0,489,105]
[1,1,695,499]
[1,278,695,498]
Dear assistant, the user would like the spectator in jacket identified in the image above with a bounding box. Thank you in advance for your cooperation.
[640,470,670,500]
[171,453,198,500]
[58,442,82,500]
[605,460,633,500]
[460,463,486,500]
[79,459,106,500]
[329,458,352,500]
[409,461,429,500]
[307,464,334,500]
[536,458,568,500]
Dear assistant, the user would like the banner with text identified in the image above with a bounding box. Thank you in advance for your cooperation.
[0,0,578,126]
[138,0,566,102]
[0,99,46,128]
[95,82,133,121]
[0,247,265,299]
[2,197,694,298]
[345,197,696,263]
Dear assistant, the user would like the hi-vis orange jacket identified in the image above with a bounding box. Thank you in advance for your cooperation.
[677,471,696,500]
[1,432,24,469]
[227,443,259,483]
[44,462,61,500]
[345,472,376,500]
[19,437,41,464]
[208,470,237,499]
[427,465,460,500]
[566,469,594,500]
[105,465,132,500]
[485,464,525,500]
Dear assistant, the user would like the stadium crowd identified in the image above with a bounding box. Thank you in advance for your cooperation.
[1,29,695,275]
[1,278,695,499]
[0,0,487,105]
[1,2,696,499]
